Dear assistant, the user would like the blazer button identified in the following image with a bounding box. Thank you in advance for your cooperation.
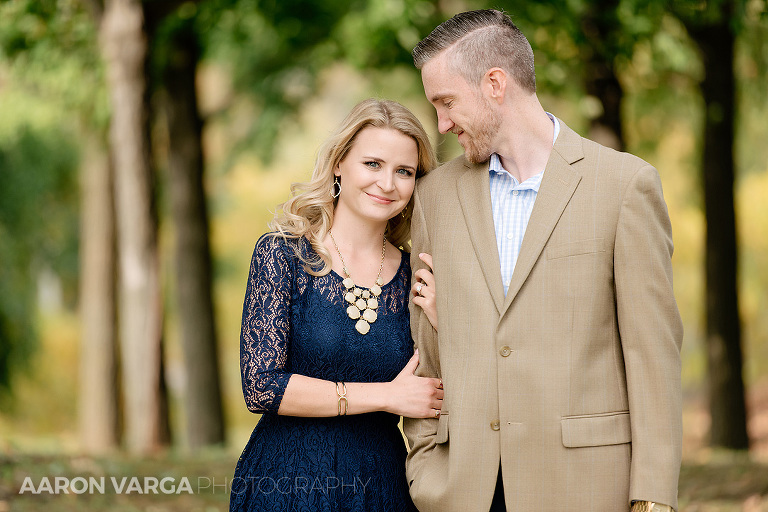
[490,420,500,431]
[499,346,512,357]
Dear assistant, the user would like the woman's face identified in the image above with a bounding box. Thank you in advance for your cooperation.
[334,126,418,226]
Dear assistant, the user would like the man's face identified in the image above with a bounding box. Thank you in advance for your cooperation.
[421,52,501,164]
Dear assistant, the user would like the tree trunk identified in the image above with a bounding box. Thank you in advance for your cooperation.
[78,134,120,452]
[687,2,749,450]
[161,19,225,448]
[580,0,625,151]
[101,0,167,454]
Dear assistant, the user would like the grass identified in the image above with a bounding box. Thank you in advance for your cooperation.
[1,450,235,512]
[2,449,768,511]
[679,454,768,511]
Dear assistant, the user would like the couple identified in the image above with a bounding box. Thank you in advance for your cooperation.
[231,9,683,512]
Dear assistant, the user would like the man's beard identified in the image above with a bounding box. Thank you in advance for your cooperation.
[461,99,502,164]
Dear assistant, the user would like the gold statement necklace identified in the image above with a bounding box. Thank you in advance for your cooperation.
[329,230,386,335]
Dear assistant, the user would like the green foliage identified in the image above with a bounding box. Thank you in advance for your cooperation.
[334,0,444,68]
[0,0,90,398]
[0,0,108,130]
[197,0,352,161]
[736,0,768,178]
[0,124,80,397]
[196,0,446,163]
[485,0,666,92]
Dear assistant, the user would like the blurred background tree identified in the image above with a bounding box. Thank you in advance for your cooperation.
[0,0,766,471]
[153,2,227,451]
[672,0,750,450]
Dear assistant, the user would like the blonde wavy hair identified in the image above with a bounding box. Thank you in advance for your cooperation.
[269,98,436,275]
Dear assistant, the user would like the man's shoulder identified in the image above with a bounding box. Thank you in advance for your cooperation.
[555,117,651,172]
[418,154,470,189]
[583,138,650,170]
[574,137,663,202]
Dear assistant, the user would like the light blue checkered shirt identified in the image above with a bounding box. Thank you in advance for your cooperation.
[490,113,560,295]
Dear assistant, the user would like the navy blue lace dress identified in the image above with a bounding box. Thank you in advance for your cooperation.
[230,234,417,512]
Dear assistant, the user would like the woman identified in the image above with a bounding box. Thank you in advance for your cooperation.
[230,98,441,512]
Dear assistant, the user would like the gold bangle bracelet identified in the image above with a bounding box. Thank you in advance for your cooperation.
[336,381,348,416]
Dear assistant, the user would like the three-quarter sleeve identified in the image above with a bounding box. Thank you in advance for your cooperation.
[240,234,295,413]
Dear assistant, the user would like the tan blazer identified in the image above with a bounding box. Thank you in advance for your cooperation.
[404,120,683,512]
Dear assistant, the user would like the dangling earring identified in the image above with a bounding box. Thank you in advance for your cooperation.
[331,176,341,198]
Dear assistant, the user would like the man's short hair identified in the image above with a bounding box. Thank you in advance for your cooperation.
[413,9,536,93]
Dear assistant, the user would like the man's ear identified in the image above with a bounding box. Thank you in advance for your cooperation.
[484,68,507,104]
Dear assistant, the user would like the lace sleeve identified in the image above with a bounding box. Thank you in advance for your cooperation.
[239,234,294,413]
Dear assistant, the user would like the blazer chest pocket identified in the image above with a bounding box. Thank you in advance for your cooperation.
[547,238,605,260]
[561,411,631,448]
[436,411,449,444]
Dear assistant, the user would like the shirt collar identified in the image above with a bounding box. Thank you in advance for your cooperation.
[548,112,560,145]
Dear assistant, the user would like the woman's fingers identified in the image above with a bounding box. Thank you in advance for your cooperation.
[412,253,435,298]
[414,268,435,289]
[412,271,435,302]
[418,252,434,272]
[429,378,444,407]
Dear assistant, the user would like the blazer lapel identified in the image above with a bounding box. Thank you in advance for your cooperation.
[502,121,585,314]
[457,160,505,314]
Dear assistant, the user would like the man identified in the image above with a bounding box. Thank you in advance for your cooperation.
[405,9,683,512]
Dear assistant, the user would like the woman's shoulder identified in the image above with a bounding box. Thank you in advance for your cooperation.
[255,231,286,251]
[253,232,324,276]
[247,233,306,283]
[253,232,304,263]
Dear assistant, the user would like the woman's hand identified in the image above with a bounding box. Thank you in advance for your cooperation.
[412,252,438,331]
[387,350,443,419]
